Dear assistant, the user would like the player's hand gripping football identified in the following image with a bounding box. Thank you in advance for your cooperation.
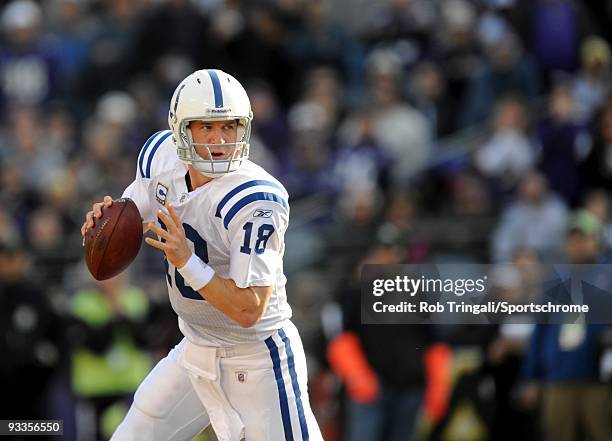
[145,204,192,269]
[81,196,113,238]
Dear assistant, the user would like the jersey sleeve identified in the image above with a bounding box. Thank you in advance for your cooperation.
[220,185,290,289]
[122,178,155,223]
[123,130,174,223]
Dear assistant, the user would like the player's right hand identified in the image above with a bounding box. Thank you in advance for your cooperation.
[81,196,113,237]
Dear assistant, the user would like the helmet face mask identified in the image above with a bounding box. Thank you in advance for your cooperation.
[169,70,253,177]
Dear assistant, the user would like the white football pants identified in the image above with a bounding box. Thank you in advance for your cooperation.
[110,320,323,441]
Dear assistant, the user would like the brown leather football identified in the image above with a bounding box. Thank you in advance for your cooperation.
[84,198,143,280]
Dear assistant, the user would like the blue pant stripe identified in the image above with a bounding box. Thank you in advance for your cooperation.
[265,335,294,441]
[279,328,309,441]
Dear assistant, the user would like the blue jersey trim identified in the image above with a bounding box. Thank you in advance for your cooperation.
[215,180,284,218]
[223,192,288,229]
[138,131,163,178]
[145,131,172,178]
[207,69,224,108]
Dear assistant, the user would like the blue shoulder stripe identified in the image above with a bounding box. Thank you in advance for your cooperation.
[207,69,223,108]
[215,180,285,218]
[223,192,288,229]
[138,131,163,178]
[145,131,172,178]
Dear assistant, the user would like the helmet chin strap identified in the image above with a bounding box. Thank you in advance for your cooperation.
[192,161,226,178]
[188,144,248,177]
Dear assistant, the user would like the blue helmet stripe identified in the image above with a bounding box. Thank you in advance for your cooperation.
[207,69,224,108]
[145,131,172,178]
[138,131,163,178]
[173,83,186,114]
[223,192,288,229]
[215,180,284,218]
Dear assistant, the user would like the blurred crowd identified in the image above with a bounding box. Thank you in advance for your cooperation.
[2,0,612,440]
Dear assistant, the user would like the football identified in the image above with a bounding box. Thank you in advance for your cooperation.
[84,198,143,280]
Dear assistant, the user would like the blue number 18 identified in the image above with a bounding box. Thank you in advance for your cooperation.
[240,222,275,255]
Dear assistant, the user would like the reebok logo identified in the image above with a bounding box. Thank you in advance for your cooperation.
[253,209,273,218]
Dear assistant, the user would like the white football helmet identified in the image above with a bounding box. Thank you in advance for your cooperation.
[168,69,253,177]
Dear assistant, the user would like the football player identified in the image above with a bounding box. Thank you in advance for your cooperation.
[81,69,323,441]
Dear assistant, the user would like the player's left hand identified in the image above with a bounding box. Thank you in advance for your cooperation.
[145,204,192,268]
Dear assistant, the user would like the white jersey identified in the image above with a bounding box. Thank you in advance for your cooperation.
[124,130,292,346]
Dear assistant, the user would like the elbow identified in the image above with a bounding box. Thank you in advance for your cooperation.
[235,310,263,328]
[231,285,271,328]
[237,319,258,328]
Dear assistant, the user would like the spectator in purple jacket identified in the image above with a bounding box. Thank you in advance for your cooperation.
[0,0,60,108]
[534,83,591,207]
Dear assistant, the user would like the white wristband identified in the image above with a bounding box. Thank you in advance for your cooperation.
[177,253,215,291]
